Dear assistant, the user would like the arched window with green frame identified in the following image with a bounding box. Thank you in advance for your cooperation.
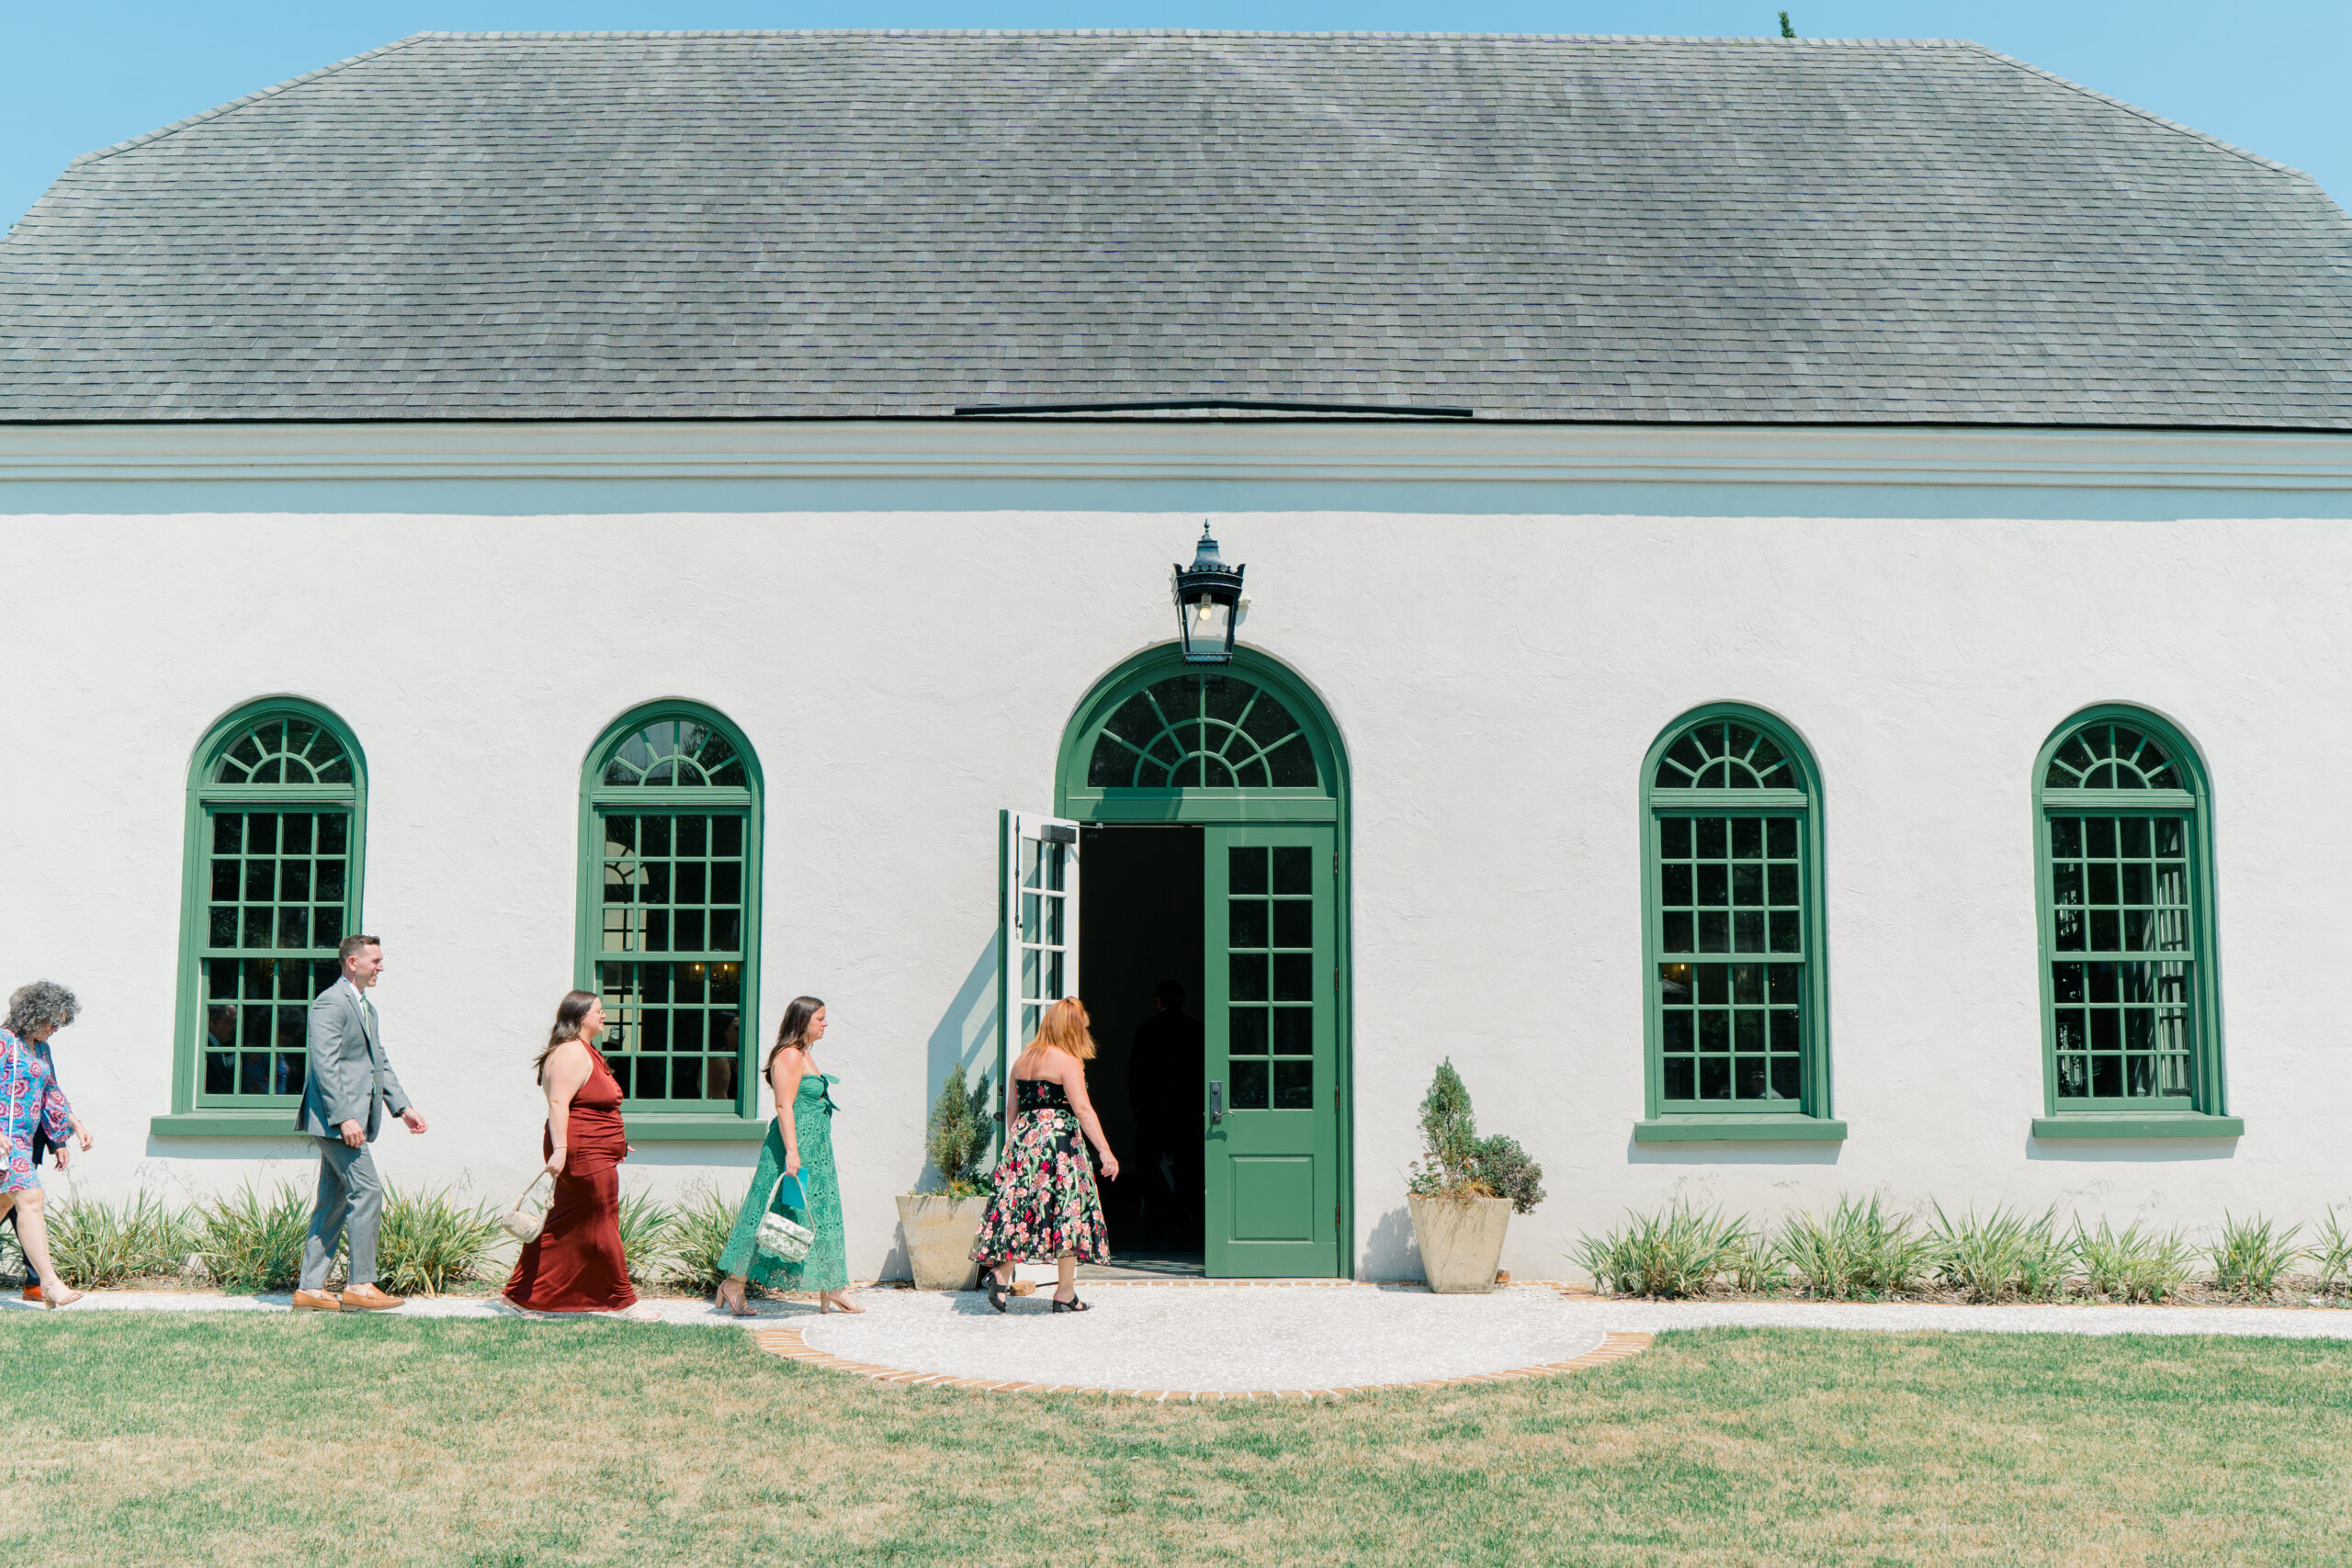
[1636,705,1840,1142]
[2031,706,2236,1137]
[153,697,368,1135]
[578,703,764,1134]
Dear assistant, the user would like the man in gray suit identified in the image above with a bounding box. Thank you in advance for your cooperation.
[292,933,428,1312]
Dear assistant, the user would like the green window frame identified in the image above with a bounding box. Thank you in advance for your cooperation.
[1636,704,1842,1143]
[2031,706,2236,1139]
[577,702,765,1140]
[153,697,368,1137]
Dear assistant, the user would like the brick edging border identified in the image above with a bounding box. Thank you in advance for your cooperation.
[747,1325,1653,1399]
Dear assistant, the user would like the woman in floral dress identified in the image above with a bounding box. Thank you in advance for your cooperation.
[1,981,87,1308]
[715,997,858,1315]
[973,997,1120,1313]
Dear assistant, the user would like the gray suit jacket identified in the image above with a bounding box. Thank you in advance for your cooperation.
[295,980,412,1140]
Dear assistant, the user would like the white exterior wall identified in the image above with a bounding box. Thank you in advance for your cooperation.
[4,422,2349,1280]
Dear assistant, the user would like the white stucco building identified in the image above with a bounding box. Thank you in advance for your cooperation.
[3,31,2348,1280]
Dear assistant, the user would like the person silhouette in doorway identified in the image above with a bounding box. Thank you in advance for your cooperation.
[1127,980,1204,1251]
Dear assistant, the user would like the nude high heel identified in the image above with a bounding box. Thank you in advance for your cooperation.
[40,1282,82,1310]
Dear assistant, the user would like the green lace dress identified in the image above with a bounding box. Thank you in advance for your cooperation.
[718,1071,848,1292]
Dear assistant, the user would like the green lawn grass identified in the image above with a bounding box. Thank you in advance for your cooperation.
[6,1315,2350,1564]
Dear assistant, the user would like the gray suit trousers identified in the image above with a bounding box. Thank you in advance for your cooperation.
[300,1136,384,1291]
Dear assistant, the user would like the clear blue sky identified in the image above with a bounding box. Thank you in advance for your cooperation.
[5,2,2346,228]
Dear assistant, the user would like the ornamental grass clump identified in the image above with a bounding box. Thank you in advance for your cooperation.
[373,1188,503,1296]
[2312,1211,2352,1301]
[1774,1194,1938,1300]
[661,1185,744,1294]
[616,1190,679,1287]
[1930,1203,2076,1303]
[925,1066,994,1199]
[2075,1219,2196,1303]
[47,1189,201,1290]
[199,1182,311,1292]
[1570,1201,1750,1298]
[1405,1058,1545,1213]
[2209,1212,2305,1301]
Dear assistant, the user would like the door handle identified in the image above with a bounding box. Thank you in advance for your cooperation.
[1208,1079,1224,1125]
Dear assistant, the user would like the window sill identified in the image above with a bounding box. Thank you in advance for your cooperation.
[623,1113,770,1142]
[150,1110,307,1138]
[1635,1114,1847,1144]
[2031,1113,2244,1140]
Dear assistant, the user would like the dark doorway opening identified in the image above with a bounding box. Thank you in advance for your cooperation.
[1078,823,1205,1275]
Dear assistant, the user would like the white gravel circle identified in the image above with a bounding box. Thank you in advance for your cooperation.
[797,1284,1607,1391]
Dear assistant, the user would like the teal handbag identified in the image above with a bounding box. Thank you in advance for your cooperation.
[756,1171,815,1264]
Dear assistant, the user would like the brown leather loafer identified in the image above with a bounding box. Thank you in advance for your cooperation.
[20,1283,41,1303]
[290,1289,343,1312]
[340,1283,406,1311]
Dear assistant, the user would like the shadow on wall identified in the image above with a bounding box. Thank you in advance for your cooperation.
[1362,1203,1419,1281]
[876,933,999,1283]
[2026,1134,2239,1163]
[1626,1135,1843,1167]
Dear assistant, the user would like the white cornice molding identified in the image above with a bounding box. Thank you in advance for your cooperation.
[3,421,2349,512]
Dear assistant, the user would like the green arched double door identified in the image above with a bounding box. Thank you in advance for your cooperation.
[1001,647,1351,1278]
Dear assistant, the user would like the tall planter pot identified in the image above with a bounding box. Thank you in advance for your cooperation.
[896,1193,989,1292]
[1408,1194,1514,1294]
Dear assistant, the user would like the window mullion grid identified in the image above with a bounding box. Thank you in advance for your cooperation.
[2043,805,2198,1111]
[196,795,353,1106]
[1653,805,1807,1114]
[596,799,748,1111]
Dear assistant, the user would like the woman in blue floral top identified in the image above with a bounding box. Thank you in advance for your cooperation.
[1,981,89,1308]
[971,997,1120,1314]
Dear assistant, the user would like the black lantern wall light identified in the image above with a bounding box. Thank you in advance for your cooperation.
[1172,523,1247,664]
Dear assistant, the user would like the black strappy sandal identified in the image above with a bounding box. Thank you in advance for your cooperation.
[987,1269,1011,1314]
[1051,1293,1091,1314]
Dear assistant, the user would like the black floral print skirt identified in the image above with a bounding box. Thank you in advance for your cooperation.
[970,1108,1110,1265]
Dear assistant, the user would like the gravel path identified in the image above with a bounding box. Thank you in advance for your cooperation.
[1551,1297,2352,1341]
[798,1284,1609,1392]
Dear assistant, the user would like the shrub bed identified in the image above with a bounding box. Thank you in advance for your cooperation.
[1575,1198,2352,1305]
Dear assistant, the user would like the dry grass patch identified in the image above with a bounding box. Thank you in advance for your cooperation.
[4,1316,2351,1564]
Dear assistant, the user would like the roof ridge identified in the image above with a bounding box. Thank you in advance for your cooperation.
[1956,39,2315,186]
[66,33,437,169]
[392,28,1970,43]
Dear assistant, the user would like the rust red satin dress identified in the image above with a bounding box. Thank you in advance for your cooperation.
[503,1045,637,1313]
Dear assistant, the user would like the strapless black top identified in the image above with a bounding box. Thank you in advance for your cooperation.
[1015,1077,1073,1113]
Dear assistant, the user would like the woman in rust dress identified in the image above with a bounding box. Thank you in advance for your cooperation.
[504,990,653,1318]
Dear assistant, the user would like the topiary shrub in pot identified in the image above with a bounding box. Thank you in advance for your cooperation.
[897,1066,995,1291]
[1406,1059,1545,1293]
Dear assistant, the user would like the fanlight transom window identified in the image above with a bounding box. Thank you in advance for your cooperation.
[210,716,354,785]
[1088,675,1318,790]
[1653,720,1796,791]
[2043,723,2182,791]
[601,720,747,788]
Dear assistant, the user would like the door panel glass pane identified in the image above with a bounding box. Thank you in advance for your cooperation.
[1229,1008,1269,1055]
[1229,901,1268,948]
[1231,1059,1269,1109]
[1229,846,1267,895]
[1272,1007,1313,1055]
[1272,1061,1313,1109]
[1272,953,1312,1001]
[1230,953,1268,1001]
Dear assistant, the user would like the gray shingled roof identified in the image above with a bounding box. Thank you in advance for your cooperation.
[2,29,2348,424]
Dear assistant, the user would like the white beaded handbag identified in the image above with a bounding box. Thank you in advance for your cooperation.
[756,1171,815,1264]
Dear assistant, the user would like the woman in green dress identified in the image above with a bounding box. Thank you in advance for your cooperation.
[716,996,860,1316]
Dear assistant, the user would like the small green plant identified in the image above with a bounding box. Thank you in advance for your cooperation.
[1774,1195,1938,1300]
[661,1185,747,1294]
[2075,1219,2196,1303]
[1405,1058,1545,1213]
[2312,1211,2352,1299]
[2209,1213,2304,1301]
[47,1189,201,1289]
[925,1066,995,1199]
[616,1190,679,1287]
[199,1183,312,1292]
[1930,1203,2075,1303]
[374,1188,502,1296]
[1571,1202,1751,1298]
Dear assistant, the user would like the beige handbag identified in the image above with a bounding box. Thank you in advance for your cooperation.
[501,1171,554,1243]
[756,1171,816,1264]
